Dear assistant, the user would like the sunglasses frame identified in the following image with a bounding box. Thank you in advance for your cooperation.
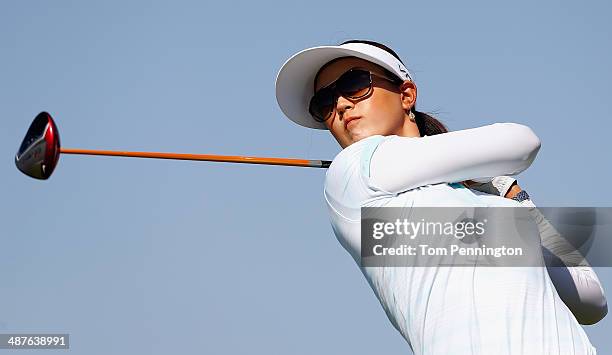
[309,68,402,123]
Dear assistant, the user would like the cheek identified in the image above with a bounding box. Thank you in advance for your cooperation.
[362,92,404,128]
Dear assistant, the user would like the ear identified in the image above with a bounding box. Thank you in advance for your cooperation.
[399,80,417,111]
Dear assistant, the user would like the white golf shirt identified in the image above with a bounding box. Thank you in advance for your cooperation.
[323,123,596,355]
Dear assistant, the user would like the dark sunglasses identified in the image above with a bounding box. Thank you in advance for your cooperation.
[309,68,401,122]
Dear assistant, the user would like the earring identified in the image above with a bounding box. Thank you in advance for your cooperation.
[408,109,415,122]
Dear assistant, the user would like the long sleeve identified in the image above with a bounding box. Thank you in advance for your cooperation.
[521,200,608,325]
[369,123,541,194]
[467,177,609,325]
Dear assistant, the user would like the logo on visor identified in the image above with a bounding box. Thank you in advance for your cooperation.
[398,64,409,78]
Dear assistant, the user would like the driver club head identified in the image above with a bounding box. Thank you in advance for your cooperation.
[15,112,61,180]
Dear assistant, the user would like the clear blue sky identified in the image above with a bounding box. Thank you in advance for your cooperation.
[1,0,611,354]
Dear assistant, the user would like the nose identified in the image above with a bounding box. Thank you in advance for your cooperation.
[335,95,354,119]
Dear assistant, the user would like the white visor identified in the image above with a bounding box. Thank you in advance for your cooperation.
[275,42,413,129]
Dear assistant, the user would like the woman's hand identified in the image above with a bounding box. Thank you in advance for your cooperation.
[504,182,522,199]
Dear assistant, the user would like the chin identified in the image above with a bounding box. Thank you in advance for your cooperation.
[349,128,375,143]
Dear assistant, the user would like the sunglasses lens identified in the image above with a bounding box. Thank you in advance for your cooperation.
[308,89,336,122]
[309,88,336,122]
[337,70,372,98]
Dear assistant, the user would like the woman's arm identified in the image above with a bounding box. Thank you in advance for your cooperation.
[369,123,541,194]
[523,199,608,325]
[468,178,608,324]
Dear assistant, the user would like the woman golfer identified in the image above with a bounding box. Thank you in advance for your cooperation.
[275,40,607,354]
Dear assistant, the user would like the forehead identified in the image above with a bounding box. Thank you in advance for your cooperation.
[315,57,388,90]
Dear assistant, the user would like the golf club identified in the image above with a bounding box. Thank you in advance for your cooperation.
[15,112,332,180]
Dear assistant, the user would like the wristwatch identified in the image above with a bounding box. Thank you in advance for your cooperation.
[511,190,531,202]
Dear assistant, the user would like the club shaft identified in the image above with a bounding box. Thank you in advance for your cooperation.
[60,148,331,168]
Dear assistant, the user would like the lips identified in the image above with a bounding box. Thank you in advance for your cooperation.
[344,116,361,129]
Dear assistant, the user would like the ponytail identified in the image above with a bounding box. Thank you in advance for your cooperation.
[413,110,448,136]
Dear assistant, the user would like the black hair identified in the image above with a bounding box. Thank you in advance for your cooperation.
[339,39,448,137]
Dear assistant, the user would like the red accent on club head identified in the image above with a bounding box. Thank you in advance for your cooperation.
[43,112,61,179]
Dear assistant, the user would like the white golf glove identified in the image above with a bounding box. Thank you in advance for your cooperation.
[466,176,517,197]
